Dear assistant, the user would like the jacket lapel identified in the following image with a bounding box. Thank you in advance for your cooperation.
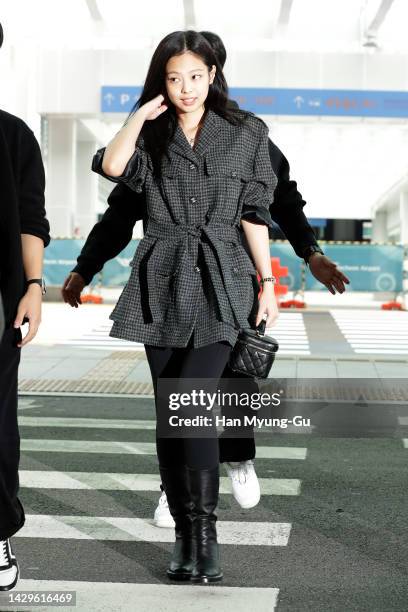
[193,109,225,157]
[167,123,195,162]
[167,109,227,162]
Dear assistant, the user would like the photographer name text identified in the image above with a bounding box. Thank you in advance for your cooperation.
[168,415,311,429]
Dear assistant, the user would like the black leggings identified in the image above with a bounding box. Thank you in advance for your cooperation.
[144,333,232,470]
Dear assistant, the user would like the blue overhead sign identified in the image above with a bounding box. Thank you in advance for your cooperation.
[102,86,408,118]
[102,86,142,112]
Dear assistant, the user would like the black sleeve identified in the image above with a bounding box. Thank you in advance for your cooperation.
[268,139,320,259]
[19,128,50,246]
[71,182,146,286]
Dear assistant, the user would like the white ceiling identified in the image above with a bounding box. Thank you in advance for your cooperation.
[1,0,407,53]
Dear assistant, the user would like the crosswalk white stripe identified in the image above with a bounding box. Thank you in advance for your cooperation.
[332,317,407,321]
[15,514,292,546]
[335,331,408,335]
[278,350,310,354]
[349,342,408,346]
[274,340,309,345]
[343,331,408,344]
[334,326,408,329]
[21,439,307,459]
[0,580,279,612]
[19,470,301,495]
[273,326,306,329]
[402,438,408,448]
[344,335,408,341]
[270,325,307,336]
[274,326,307,329]
[354,348,408,354]
[398,416,408,425]
[273,332,308,336]
[19,416,158,429]
[58,341,140,348]
[331,309,407,316]
[71,334,128,339]
[64,340,138,346]
[255,446,307,459]
[273,331,308,335]
[274,331,307,334]
[278,348,310,352]
[333,322,408,326]
[272,336,309,339]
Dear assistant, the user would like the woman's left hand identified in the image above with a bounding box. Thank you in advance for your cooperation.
[255,285,279,328]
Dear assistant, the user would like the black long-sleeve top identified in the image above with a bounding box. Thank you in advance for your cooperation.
[0,110,50,326]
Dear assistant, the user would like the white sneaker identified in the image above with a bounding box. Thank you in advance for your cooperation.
[224,460,261,509]
[0,539,19,591]
[153,489,175,528]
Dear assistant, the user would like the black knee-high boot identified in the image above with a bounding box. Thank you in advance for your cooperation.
[159,465,194,581]
[188,466,223,584]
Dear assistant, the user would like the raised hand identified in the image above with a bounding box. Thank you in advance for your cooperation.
[140,94,169,121]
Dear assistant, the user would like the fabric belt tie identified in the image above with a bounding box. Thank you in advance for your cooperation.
[145,220,248,328]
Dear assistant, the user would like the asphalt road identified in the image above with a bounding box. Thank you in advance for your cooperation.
[1,395,407,612]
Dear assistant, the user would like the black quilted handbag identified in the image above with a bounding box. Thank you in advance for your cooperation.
[228,319,279,379]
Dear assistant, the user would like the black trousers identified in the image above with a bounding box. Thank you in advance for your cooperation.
[145,332,256,469]
[217,365,257,463]
[145,333,231,469]
[0,327,25,540]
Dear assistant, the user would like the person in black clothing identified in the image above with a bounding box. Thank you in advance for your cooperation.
[0,291,5,341]
[0,23,51,592]
[62,32,349,521]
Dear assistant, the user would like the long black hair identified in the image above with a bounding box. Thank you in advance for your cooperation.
[126,30,248,169]
[200,31,227,68]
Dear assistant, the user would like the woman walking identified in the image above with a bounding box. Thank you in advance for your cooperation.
[92,30,279,584]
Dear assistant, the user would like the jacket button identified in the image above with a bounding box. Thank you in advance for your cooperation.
[189,163,196,170]
[233,266,238,273]
[190,196,197,203]
[194,265,201,273]
[231,170,237,177]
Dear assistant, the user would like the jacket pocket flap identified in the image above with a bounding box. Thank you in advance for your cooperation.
[205,154,252,181]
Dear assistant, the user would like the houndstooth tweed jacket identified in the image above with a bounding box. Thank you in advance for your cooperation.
[92,109,277,348]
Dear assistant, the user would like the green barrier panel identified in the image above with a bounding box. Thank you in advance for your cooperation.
[43,240,404,293]
[305,244,404,292]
